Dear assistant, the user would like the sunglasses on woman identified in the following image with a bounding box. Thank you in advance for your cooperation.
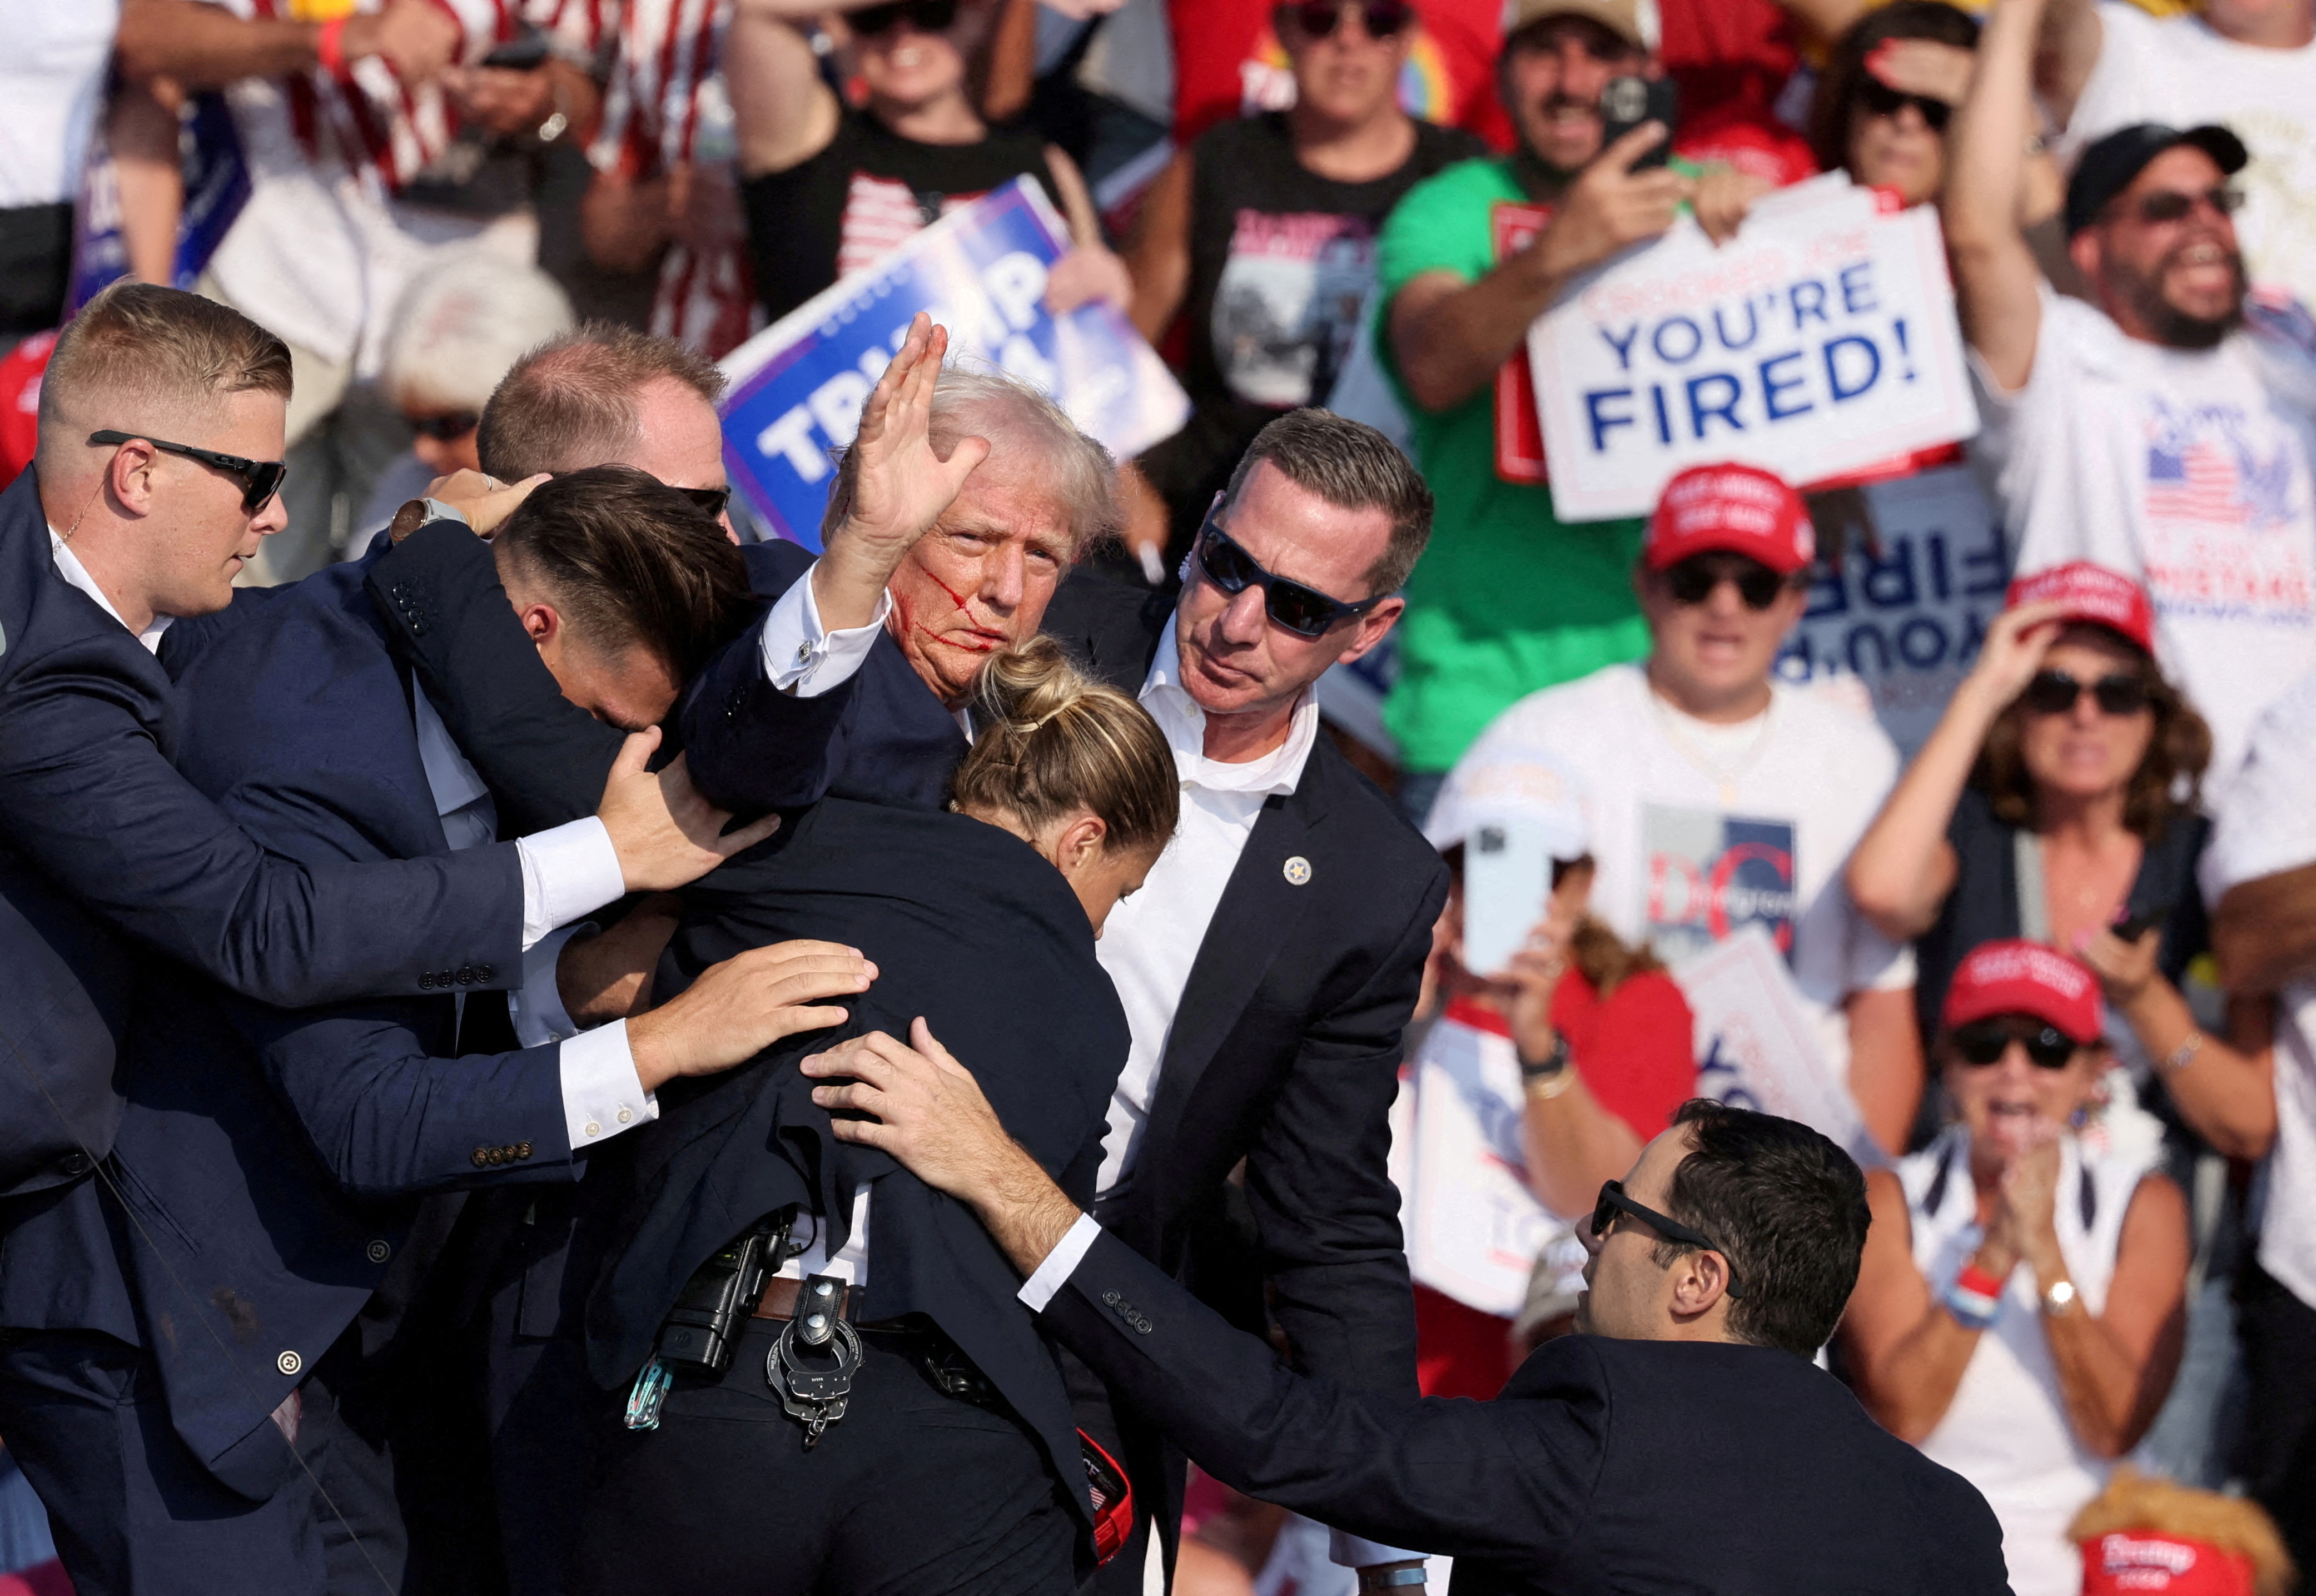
[1282,0,1412,37]
[1662,554,1797,611]
[1194,508,1388,639]
[1591,1181,1745,1297]
[88,429,287,514]
[1951,1020,2078,1070]
[849,0,958,36]
[1856,78,1951,132]
[2019,668,2149,718]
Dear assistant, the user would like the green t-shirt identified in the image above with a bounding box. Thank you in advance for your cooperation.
[1375,155,1649,774]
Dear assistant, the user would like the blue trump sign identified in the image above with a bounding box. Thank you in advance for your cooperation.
[719,176,1187,549]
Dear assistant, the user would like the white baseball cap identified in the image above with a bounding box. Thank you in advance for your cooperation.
[1422,744,1592,863]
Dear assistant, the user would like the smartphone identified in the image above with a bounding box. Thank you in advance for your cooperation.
[1463,817,1555,978]
[1598,74,1679,170]
[481,29,553,70]
[2113,902,2173,942]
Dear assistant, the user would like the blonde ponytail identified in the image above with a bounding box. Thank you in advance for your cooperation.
[951,638,1178,854]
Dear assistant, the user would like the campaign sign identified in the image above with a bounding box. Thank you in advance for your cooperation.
[69,92,251,312]
[1642,805,1798,966]
[1527,175,1978,521]
[1780,465,2011,759]
[719,177,1189,549]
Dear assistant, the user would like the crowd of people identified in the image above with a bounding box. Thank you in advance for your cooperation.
[6,0,2316,1593]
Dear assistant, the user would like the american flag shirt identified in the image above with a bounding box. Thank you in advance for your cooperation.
[1972,282,2316,803]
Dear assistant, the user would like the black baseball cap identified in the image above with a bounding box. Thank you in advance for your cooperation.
[2064,122,2249,236]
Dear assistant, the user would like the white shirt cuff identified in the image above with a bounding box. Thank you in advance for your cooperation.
[559,1018,658,1150]
[1016,1211,1104,1311]
[757,560,891,698]
[1330,1531,1425,1568]
[509,922,588,1047]
[516,816,624,951]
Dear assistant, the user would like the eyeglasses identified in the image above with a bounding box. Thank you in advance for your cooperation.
[1194,506,1388,639]
[407,411,480,442]
[1591,1180,1745,1297]
[1282,0,1412,38]
[1951,1019,2079,1070]
[675,484,733,521]
[2129,186,2245,227]
[849,0,958,35]
[87,429,287,514]
[1855,78,1951,132]
[2020,668,2150,718]
[1661,554,1798,610]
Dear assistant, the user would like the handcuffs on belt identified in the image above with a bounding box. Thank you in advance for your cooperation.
[766,1274,863,1449]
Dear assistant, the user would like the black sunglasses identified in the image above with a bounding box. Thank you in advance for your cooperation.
[408,411,480,441]
[1195,508,1387,639]
[850,0,958,34]
[1283,0,1412,37]
[2020,668,2149,718]
[1591,1180,1745,1297]
[1856,78,1951,132]
[1951,1019,2079,1070]
[2131,186,2245,227]
[676,484,733,520]
[1662,553,1797,610]
[88,429,286,513]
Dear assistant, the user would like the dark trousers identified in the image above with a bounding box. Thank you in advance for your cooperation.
[1063,1341,1182,1596]
[570,1318,1079,1596]
[2235,1260,2316,1573]
[0,1328,408,1596]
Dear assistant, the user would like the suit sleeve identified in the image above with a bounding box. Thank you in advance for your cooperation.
[676,606,863,813]
[1045,1227,1599,1567]
[1242,859,1449,1395]
[366,519,625,832]
[0,634,524,1003]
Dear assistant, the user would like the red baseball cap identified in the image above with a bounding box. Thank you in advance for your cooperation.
[2004,562,2156,654]
[2080,1533,2255,1596]
[1644,464,1816,576]
[1941,939,2104,1045]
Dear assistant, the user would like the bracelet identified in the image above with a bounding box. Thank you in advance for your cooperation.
[1944,1262,2004,1330]
[315,15,354,81]
[1518,1032,1572,1099]
[2160,1031,2205,1076]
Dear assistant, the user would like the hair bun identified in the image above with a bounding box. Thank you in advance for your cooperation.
[972,635,1092,735]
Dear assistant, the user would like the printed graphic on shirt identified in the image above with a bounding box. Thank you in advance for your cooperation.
[2137,395,2316,626]
[837,172,988,280]
[1211,210,1376,407]
[1641,805,1798,964]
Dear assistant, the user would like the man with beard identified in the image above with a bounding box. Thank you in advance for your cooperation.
[1945,0,2316,803]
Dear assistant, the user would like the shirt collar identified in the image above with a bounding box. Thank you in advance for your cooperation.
[48,527,173,655]
[1139,613,1319,798]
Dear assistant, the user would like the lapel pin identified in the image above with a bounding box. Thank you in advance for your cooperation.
[1283,856,1313,886]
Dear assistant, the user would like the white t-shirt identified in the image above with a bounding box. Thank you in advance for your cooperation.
[1972,286,2316,802]
[2059,2,2316,310]
[0,0,116,210]
[1454,663,1914,1088]
[2199,670,2316,1312]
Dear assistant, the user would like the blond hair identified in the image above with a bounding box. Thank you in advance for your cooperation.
[36,282,292,467]
[950,638,1177,854]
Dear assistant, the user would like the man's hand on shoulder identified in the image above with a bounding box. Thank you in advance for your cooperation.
[404,470,553,540]
[626,939,875,1092]
[596,730,784,891]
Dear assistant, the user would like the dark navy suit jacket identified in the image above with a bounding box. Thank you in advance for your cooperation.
[12,551,588,1500]
[0,468,523,1202]
[1046,1229,2014,1595]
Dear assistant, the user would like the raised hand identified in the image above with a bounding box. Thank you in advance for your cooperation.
[1535,122,1690,282]
[1961,598,2070,710]
[595,730,784,892]
[813,313,992,630]
[627,939,875,1092]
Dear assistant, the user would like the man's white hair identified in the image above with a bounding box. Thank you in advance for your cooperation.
[383,251,575,414]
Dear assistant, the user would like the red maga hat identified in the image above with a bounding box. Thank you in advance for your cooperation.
[1644,463,1816,576]
[2004,561,2156,654]
[2080,1532,2256,1596]
[1941,939,2104,1045]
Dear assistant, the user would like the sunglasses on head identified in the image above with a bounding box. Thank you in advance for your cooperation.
[1282,0,1412,37]
[2020,668,2149,718]
[407,411,480,442]
[88,429,287,514]
[1856,77,1951,132]
[2128,186,2245,227]
[1591,1180,1745,1298]
[1194,505,1387,639]
[849,0,958,35]
[1662,554,1797,610]
[1951,1019,2079,1070]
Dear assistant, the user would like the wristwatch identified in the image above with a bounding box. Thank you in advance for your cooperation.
[388,496,471,543]
[1357,1568,1427,1591]
[1519,1032,1573,1100]
[2041,1278,2080,1318]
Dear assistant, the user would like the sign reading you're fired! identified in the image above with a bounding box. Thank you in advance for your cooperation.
[1528,175,1979,521]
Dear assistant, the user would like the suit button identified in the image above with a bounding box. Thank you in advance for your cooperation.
[471,1148,490,1168]
[456,967,475,986]
[478,964,495,982]
[419,973,435,990]
[57,1151,91,1176]
[277,1350,302,1376]
[1101,1291,1121,1306]
[515,1142,533,1159]
[366,1240,391,1264]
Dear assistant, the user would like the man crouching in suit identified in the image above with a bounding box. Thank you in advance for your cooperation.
[0,468,877,1596]
[809,1037,2016,1596]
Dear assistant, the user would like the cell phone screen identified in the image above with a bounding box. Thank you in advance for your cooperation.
[1463,818,1554,978]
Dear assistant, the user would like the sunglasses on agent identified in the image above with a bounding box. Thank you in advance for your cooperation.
[1590,1180,1745,1297]
[87,430,287,514]
[1194,504,1389,639]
